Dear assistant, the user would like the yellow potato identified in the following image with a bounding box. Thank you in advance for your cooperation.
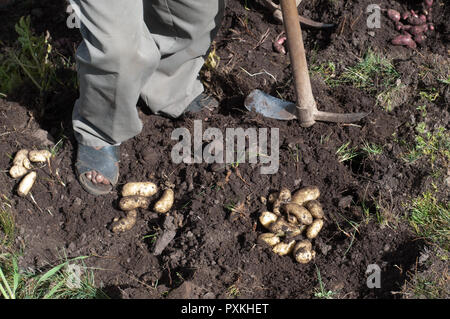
[306,219,324,239]
[269,218,304,238]
[291,186,320,206]
[112,210,137,233]
[153,189,174,214]
[119,196,150,211]
[278,187,291,202]
[294,239,312,252]
[272,199,282,216]
[9,165,28,179]
[283,203,313,225]
[28,150,52,163]
[305,200,324,219]
[286,214,298,225]
[272,240,296,256]
[259,211,278,228]
[294,247,316,264]
[17,171,37,197]
[122,182,158,197]
[258,233,280,247]
[13,149,31,169]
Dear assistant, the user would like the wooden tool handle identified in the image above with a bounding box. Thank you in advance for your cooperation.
[279,0,317,126]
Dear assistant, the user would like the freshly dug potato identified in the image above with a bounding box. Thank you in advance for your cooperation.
[294,239,312,252]
[269,218,304,237]
[278,187,291,202]
[293,240,315,263]
[283,203,313,225]
[272,199,282,216]
[305,200,324,219]
[13,149,31,169]
[17,171,37,197]
[294,247,316,264]
[306,219,324,239]
[122,182,158,197]
[286,214,298,225]
[272,240,296,256]
[9,165,28,179]
[291,186,320,206]
[259,211,278,228]
[153,189,174,214]
[119,196,150,211]
[28,150,52,163]
[112,210,137,233]
[258,233,280,247]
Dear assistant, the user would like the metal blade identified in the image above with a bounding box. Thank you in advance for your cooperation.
[244,89,297,120]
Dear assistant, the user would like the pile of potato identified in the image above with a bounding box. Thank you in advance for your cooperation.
[9,149,52,197]
[258,186,325,264]
[112,182,175,233]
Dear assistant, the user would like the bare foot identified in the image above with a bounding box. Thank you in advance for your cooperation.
[85,171,110,185]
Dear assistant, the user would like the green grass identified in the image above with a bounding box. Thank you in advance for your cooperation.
[311,49,401,111]
[313,266,336,299]
[0,254,108,299]
[361,140,383,156]
[336,142,359,163]
[0,197,15,246]
[403,125,450,165]
[408,191,449,250]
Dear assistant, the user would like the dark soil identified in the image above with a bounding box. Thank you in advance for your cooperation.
[0,0,448,299]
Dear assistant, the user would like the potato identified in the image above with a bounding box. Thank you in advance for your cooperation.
[122,182,158,197]
[305,200,324,219]
[119,196,150,211]
[294,239,312,252]
[259,211,278,228]
[387,9,401,22]
[278,187,291,202]
[391,34,417,49]
[294,247,316,264]
[269,218,304,238]
[272,240,296,256]
[283,203,313,225]
[258,233,280,247]
[17,171,37,197]
[291,186,320,206]
[153,189,174,214]
[112,210,137,233]
[306,219,324,239]
[13,149,31,169]
[272,199,282,216]
[286,214,298,225]
[28,150,52,163]
[9,165,28,179]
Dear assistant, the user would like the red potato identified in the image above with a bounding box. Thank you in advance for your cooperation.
[396,22,411,31]
[387,9,401,22]
[391,34,417,49]
[407,14,427,25]
[425,0,433,8]
[409,24,429,36]
[428,23,434,31]
[273,36,286,54]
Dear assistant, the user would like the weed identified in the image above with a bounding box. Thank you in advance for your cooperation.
[0,254,106,299]
[361,140,383,157]
[403,125,450,165]
[313,266,335,299]
[226,284,240,298]
[0,197,15,246]
[336,142,359,162]
[408,191,449,250]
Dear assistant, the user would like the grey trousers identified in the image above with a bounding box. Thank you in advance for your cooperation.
[72,0,225,147]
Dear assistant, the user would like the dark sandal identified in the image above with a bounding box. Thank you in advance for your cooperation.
[75,144,120,196]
